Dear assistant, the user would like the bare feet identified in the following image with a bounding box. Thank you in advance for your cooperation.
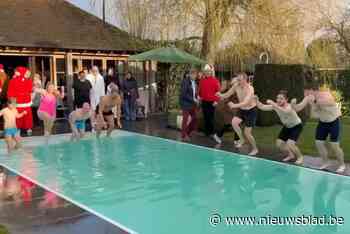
[248,148,258,156]
[282,155,295,162]
[336,164,346,174]
[319,161,331,170]
[295,157,304,165]
[235,140,245,148]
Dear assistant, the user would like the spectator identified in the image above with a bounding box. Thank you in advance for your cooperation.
[179,69,199,141]
[199,64,221,144]
[105,68,120,93]
[87,66,105,111]
[122,72,139,121]
[73,71,92,108]
[32,73,42,125]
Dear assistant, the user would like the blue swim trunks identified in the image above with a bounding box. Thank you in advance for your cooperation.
[4,128,18,137]
[75,120,86,131]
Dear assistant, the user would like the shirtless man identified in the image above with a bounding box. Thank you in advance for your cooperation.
[95,84,122,137]
[0,98,27,152]
[69,102,93,140]
[225,73,258,156]
[294,86,346,173]
[256,91,308,165]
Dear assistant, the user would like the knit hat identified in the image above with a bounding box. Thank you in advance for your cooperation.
[203,64,215,75]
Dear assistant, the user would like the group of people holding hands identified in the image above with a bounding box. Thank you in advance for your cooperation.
[180,65,346,174]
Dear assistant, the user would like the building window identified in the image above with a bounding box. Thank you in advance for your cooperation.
[82,59,92,71]
[56,58,66,87]
[93,59,103,74]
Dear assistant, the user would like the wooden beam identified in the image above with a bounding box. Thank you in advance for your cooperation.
[102,58,107,75]
[28,56,36,75]
[65,53,74,111]
[51,56,57,86]
[78,59,83,72]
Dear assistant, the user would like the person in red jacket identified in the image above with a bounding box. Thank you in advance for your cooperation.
[199,64,222,144]
[7,67,33,136]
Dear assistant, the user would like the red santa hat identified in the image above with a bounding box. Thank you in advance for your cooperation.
[0,64,3,70]
[15,66,28,77]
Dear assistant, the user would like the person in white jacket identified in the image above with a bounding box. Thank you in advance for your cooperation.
[87,66,105,111]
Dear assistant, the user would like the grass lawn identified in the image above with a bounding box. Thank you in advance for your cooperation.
[0,225,9,234]
[225,117,350,161]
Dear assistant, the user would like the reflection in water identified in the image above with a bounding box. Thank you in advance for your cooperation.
[311,177,344,234]
[0,132,350,234]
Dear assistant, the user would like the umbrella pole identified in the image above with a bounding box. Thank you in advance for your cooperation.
[165,71,168,114]
[148,60,152,114]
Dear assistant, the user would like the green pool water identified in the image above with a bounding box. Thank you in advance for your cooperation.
[1,131,350,234]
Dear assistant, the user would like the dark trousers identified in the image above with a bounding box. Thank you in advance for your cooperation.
[32,106,40,126]
[124,98,137,121]
[181,107,198,138]
[201,101,216,136]
[217,124,239,140]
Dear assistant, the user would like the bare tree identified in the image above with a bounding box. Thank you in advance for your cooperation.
[309,0,350,55]
[177,0,251,63]
[229,0,306,64]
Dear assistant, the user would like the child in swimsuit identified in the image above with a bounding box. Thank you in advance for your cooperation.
[34,82,64,139]
[0,98,27,152]
[69,102,92,140]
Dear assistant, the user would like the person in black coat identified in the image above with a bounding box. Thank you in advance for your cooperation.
[122,72,139,121]
[105,68,120,93]
[73,71,92,108]
[179,69,199,141]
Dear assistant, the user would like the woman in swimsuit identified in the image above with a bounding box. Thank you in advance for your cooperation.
[34,82,64,139]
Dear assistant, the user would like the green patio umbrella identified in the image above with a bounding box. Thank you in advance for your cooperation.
[128,47,206,65]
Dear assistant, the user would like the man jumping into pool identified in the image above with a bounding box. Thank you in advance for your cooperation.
[95,84,122,138]
[256,91,309,165]
[0,98,27,152]
[226,73,258,156]
[69,102,93,140]
[295,86,346,173]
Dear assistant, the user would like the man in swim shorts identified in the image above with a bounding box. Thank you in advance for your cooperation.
[256,91,308,165]
[69,102,92,140]
[95,84,122,137]
[227,73,258,156]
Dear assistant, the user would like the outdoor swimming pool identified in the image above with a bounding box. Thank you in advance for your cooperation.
[1,131,350,234]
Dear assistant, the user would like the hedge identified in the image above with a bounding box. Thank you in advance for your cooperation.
[254,64,312,126]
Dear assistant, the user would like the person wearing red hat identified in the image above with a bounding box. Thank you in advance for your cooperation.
[7,67,33,136]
